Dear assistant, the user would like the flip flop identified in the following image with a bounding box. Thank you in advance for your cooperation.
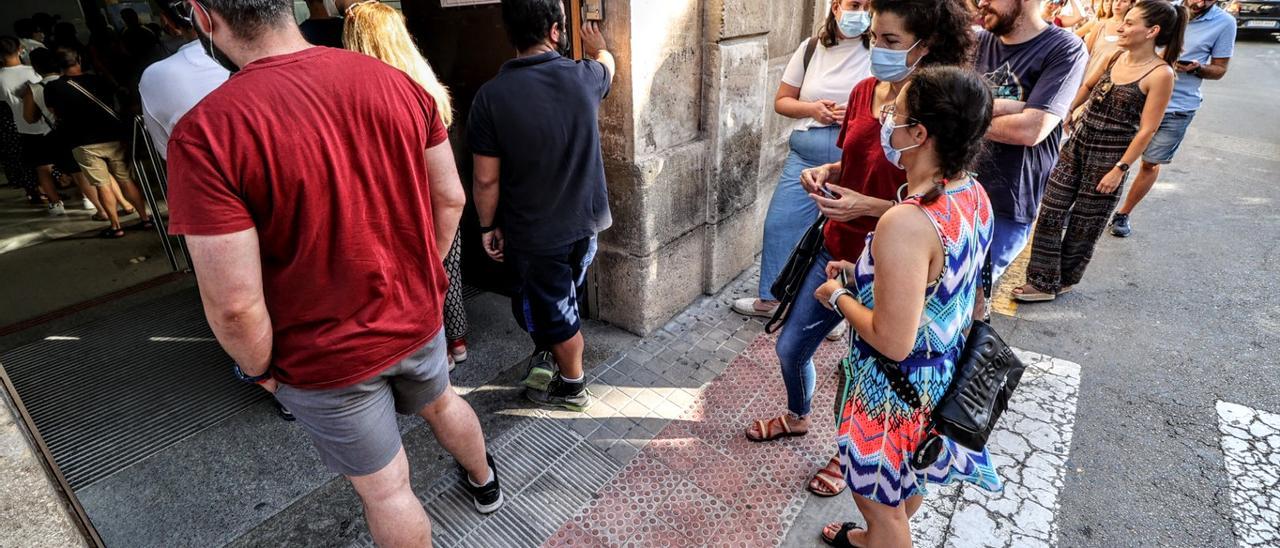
[821,522,867,548]
[1012,285,1056,303]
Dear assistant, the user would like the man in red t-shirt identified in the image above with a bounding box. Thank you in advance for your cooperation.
[165,1,502,543]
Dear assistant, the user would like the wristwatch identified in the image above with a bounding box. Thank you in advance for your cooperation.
[1191,65,1203,78]
[828,288,854,317]
[478,225,498,234]
[232,364,271,384]
[1115,162,1131,173]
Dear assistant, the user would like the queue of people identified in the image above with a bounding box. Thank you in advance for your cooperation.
[728,0,1232,544]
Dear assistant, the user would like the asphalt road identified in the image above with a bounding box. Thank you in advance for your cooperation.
[995,36,1280,546]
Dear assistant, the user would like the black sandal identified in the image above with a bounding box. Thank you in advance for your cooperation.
[134,218,156,230]
[99,227,125,239]
[821,522,866,548]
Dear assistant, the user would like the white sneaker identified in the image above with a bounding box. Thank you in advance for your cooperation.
[731,297,778,318]
[47,202,66,217]
[826,323,846,341]
[80,198,94,210]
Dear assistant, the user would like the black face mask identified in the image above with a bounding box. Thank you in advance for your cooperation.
[554,20,571,57]
[192,2,240,73]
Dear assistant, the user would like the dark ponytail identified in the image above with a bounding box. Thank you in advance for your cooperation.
[1136,0,1189,66]
[904,66,994,204]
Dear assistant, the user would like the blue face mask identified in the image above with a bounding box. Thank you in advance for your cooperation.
[880,116,920,170]
[870,40,922,83]
[837,10,871,38]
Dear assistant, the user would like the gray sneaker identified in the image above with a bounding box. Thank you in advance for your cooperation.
[521,351,557,392]
[526,375,591,412]
[1110,213,1132,237]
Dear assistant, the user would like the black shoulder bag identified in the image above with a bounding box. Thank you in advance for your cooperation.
[764,215,826,334]
[856,212,1026,469]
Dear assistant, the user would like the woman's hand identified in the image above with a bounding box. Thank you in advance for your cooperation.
[799,164,832,194]
[810,184,888,223]
[810,100,839,125]
[824,260,856,281]
[1096,167,1124,194]
[815,277,846,310]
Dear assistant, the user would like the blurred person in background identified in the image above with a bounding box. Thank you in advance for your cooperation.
[300,0,345,47]
[1015,0,1184,302]
[1,36,65,215]
[1108,0,1234,237]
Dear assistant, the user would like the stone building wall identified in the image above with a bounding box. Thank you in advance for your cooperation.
[593,0,824,335]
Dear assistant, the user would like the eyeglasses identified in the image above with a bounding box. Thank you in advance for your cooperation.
[879,104,920,127]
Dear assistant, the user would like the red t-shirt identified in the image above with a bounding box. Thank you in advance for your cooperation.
[167,47,450,389]
[824,77,908,262]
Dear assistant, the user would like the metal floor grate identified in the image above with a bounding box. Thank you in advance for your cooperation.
[1,290,266,491]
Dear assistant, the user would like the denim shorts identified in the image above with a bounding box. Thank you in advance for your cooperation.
[273,331,451,476]
[1142,110,1196,165]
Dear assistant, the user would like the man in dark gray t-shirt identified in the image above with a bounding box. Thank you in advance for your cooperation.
[469,0,615,412]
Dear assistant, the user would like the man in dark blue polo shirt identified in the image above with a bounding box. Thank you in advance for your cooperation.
[469,0,615,411]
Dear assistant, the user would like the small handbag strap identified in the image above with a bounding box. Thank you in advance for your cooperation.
[65,79,120,121]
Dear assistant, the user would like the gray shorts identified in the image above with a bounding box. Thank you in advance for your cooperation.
[274,331,451,476]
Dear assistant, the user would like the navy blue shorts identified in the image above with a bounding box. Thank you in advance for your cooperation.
[506,236,597,348]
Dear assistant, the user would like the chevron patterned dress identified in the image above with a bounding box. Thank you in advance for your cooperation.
[835,179,1002,507]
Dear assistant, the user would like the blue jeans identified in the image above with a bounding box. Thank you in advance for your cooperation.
[1141,110,1196,165]
[759,126,842,300]
[990,215,1034,283]
[774,247,844,417]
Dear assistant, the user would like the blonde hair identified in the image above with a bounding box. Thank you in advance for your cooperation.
[344,1,454,127]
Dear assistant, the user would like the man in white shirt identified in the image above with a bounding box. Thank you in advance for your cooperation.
[13,19,46,66]
[139,4,229,160]
[1,36,63,215]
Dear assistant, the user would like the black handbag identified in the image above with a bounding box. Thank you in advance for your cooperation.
[764,216,826,334]
[864,250,1026,469]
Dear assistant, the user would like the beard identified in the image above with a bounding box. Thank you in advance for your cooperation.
[982,1,1024,35]
[555,20,571,56]
[194,22,240,74]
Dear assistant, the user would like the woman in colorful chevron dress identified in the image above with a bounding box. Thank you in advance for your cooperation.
[812,66,1002,547]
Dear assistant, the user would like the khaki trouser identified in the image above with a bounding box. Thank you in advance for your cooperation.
[71,141,134,187]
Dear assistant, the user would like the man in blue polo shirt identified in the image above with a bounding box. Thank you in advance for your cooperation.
[1110,0,1235,237]
[469,0,615,411]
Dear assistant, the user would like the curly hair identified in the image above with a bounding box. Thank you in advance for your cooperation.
[903,66,993,202]
[870,0,976,69]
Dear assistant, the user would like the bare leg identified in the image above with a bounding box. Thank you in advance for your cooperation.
[74,173,104,213]
[550,331,584,379]
[853,493,912,548]
[347,447,432,548]
[115,177,150,221]
[108,178,134,212]
[418,388,490,484]
[98,183,122,230]
[1116,161,1160,215]
[35,165,61,205]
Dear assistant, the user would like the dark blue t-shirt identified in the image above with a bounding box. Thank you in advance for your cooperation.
[468,51,612,251]
[975,27,1087,224]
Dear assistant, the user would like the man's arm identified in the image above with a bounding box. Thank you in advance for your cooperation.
[580,22,614,85]
[425,139,465,257]
[187,229,273,377]
[986,108,1063,147]
[472,154,504,262]
[1179,57,1230,81]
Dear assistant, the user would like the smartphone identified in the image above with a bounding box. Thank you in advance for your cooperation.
[1176,60,1193,66]
[837,270,848,289]
[819,184,838,199]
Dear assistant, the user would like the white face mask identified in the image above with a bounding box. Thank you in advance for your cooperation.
[880,116,920,170]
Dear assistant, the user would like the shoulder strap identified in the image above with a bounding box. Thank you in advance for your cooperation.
[64,79,119,121]
[802,36,820,74]
[1105,50,1124,73]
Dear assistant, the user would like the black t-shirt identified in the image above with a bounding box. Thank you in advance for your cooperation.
[299,18,345,49]
[467,51,612,252]
[43,74,122,147]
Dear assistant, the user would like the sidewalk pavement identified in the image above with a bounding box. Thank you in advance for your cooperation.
[352,267,1083,548]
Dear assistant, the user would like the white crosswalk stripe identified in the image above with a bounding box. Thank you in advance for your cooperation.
[910,350,1082,548]
[1216,401,1280,547]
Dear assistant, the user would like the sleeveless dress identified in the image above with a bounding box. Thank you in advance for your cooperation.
[834,179,1002,507]
[1026,57,1162,293]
